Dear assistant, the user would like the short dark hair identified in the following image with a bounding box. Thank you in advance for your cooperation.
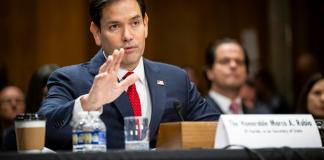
[297,73,324,113]
[204,38,249,70]
[204,38,249,88]
[89,0,146,28]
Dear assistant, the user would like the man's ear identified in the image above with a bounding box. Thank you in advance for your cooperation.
[206,69,214,81]
[144,13,149,38]
[90,22,101,46]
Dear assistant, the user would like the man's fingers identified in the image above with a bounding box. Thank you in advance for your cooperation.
[110,49,119,72]
[119,74,139,90]
[107,48,124,73]
[114,48,124,71]
[105,51,115,73]
[99,62,107,74]
[99,51,114,74]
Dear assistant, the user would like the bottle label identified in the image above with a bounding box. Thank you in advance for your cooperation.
[72,130,86,152]
[91,130,106,145]
[83,131,92,144]
[72,131,85,145]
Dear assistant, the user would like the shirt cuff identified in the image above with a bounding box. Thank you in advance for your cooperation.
[72,95,103,124]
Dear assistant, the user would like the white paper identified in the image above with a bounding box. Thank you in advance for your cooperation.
[214,114,322,148]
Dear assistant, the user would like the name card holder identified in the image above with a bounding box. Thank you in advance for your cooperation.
[156,121,217,149]
[215,114,322,148]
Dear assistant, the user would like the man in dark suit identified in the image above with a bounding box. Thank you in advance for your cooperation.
[38,0,219,150]
[204,38,253,114]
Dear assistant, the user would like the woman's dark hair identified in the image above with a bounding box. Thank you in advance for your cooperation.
[89,0,146,28]
[297,73,324,113]
[204,38,250,88]
[25,64,59,113]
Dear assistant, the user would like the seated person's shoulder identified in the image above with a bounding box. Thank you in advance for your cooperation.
[50,63,88,78]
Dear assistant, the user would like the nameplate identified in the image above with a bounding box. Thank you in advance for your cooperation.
[214,114,322,148]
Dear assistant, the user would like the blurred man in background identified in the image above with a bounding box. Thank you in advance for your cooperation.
[204,38,252,114]
[0,86,25,149]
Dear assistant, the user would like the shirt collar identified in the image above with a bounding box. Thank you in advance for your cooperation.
[208,90,241,113]
[102,51,145,84]
[118,57,145,84]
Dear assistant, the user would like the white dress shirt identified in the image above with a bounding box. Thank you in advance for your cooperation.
[72,54,152,124]
[208,90,243,114]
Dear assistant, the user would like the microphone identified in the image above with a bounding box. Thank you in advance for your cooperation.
[173,101,185,121]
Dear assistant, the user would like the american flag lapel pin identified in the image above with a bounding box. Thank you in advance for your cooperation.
[157,80,164,86]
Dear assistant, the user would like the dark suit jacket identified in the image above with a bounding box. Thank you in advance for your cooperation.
[39,50,220,151]
[205,95,255,114]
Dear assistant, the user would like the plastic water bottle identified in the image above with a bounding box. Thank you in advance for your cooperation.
[88,111,107,152]
[83,112,93,151]
[72,111,88,152]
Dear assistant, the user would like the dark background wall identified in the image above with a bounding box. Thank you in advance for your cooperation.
[0,0,90,90]
[0,0,323,108]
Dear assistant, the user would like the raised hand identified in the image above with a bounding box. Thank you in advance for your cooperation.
[81,48,139,111]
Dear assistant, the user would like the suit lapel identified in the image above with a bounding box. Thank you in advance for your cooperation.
[144,59,167,139]
[112,92,134,117]
[206,95,224,114]
[88,49,106,76]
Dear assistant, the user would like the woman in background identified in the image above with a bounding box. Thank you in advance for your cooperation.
[297,73,324,119]
[25,64,59,113]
